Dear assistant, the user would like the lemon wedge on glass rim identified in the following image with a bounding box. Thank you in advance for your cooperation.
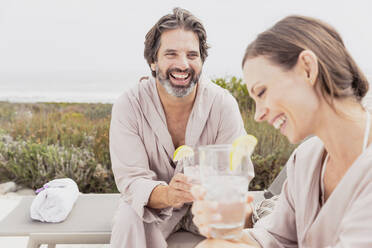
[173,145,194,162]
[229,135,257,171]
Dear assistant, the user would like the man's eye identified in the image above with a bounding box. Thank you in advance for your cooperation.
[188,54,198,59]
[258,89,266,98]
[166,53,176,56]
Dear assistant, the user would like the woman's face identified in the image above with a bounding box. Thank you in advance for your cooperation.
[243,55,319,144]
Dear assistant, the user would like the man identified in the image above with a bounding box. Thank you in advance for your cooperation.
[109,8,247,248]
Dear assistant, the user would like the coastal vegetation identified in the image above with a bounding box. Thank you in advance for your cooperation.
[0,77,296,193]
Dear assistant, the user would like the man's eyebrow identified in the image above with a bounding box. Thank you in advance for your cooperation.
[164,49,177,53]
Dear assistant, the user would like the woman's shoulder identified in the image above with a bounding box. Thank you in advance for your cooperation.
[296,136,324,154]
[287,136,323,165]
[286,136,324,179]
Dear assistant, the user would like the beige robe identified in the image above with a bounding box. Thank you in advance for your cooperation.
[247,136,372,247]
[110,77,247,243]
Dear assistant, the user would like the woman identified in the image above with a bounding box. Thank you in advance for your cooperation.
[191,15,372,247]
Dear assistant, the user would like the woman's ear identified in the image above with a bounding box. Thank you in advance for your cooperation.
[297,50,318,87]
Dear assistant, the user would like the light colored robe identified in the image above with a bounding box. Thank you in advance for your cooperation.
[110,77,247,238]
[247,136,372,247]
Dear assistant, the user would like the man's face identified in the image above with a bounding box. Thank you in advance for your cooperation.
[151,28,203,98]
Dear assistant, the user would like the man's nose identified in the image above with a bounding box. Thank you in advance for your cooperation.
[175,55,189,70]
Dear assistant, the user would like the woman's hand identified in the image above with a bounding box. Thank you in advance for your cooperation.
[191,185,220,237]
[191,185,254,238]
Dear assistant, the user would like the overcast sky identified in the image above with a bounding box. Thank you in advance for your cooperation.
[0,0,371,91]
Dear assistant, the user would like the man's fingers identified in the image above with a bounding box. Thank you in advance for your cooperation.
[191,185,206,200]
[174,202,184,208]
[169,189,193,205]
[177,191,194,203]
[173,173,189,183]
[171,181,191,192]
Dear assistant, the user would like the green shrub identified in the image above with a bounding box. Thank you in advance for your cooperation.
[0,131,116,193]
[213,77,297,190]
[0,77,297,192]
[0,103,114,193]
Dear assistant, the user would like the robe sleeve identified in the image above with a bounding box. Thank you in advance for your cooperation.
[244,150,299,247]
[110,93,172,224]
[332,175,372,248]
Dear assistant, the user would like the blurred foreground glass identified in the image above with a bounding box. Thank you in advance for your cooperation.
[199,144,254,240]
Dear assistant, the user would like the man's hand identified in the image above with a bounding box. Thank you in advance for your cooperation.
[147,173,194,209]
[167,173,194,208]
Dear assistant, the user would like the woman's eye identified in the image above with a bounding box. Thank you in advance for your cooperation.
[257,88,266,98]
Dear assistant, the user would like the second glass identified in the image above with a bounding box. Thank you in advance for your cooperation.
[198,144,254,240]
[182,154,201,185]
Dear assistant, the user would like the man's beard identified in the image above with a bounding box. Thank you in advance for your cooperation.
[156,66,200,98]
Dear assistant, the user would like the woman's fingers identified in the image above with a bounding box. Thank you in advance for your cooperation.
[245,194,254,214]
[193,213,221,227]
[192,200,221,238]
[199,226,211,238]
[192,200,218,215]
[246,194,254,204]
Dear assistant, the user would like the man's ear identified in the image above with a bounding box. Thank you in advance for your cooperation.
[150,62,156,72]
[297,50,318,86]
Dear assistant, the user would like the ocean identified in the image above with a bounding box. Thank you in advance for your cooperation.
[0,81,135,103]
[1,78,372,104]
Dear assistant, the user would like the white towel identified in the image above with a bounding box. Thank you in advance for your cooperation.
[30,178,80,223]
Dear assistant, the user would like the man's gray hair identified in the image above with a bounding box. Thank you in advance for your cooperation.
[144,7,209,77]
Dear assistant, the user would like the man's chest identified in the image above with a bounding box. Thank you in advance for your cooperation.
[166,116,189,148]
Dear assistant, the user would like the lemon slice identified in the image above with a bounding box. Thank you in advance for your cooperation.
[173,145,194,162]
[230,135,257,171]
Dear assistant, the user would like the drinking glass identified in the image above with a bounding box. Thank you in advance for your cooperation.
[181,152,201,185]
[198,144,254,240]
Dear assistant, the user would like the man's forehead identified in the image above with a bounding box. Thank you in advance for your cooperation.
[158,29,200,52]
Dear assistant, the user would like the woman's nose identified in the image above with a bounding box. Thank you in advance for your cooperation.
[254,104,267,122]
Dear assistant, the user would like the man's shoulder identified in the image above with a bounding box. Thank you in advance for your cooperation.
[201,79,230,96]
[114,77,156,106]
[199,79,236,105]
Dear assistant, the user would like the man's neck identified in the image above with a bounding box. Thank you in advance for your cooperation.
[156,80,197,116]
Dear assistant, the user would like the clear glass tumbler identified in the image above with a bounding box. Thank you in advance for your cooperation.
[182,154,201,185]
[198,144,254,240]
